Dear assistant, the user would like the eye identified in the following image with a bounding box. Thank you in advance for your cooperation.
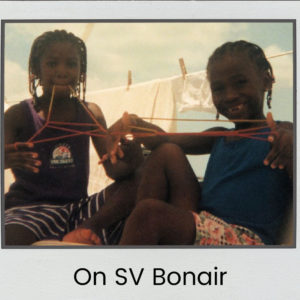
[236,79,247,86]
[67,60,79,68]
[211,85,224,94]
[46,61,57,67]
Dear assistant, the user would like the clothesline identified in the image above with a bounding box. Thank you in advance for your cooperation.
[86,50,293,95]
[4,50,293,108]
[267,50,293,59]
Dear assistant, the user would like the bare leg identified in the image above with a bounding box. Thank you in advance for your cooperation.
[80,174,139,232]
[78,143,200,242]
[119,199,196,245]
[5,224,38,246]
[137,143,200,211]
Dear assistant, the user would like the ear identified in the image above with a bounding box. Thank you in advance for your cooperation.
[30,73,37,81]
[263,71,274,92]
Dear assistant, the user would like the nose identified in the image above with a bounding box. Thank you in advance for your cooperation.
[56,63,68,78]
[224,86,239,103]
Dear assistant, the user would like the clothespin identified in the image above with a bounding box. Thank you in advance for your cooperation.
[179,58,187,80]
[127,70,132,91]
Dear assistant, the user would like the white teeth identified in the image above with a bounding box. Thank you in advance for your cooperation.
[228,104,242,113]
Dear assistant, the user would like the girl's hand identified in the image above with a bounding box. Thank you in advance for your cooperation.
[264,115,293,176]
[101,135,124,165]
[63,228,102,245]
[102,112,139,165]
[5,142,41,173]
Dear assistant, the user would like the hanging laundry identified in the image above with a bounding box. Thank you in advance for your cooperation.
[86,78,176,131]
[177,71,216,114]
[86,78,177,194]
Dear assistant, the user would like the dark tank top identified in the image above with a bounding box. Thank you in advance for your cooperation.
[5,98,96,208]
[201,128,292,244]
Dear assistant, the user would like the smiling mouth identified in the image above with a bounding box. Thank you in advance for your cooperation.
[227,104,244,114]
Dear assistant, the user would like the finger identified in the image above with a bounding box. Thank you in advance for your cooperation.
[6,142,34,152]
[264,147,278,166]
[269,156,281,169]
[267,131,279,143]
[266,113,279,143]
[9,154,41,173]
[117,146,124,159]
[264,143,291,171]
[98,154,109,164]
[111,136,121,153]
[122,111,130,128]
[264,135,282,166]
[270,158,287,170]
[6,150,39,163]
[272,152,291,170]
[110,154,117,165]
[22,163,41,173]
[110,136,121,164]
[264,148,288,169]
[16,142,35,151]
[12,151,39,160]
[18,152,40,163]
[267,135,274,143]
[264,155,274,166]
[266,112,276,129]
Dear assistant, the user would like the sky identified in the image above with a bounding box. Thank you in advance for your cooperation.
[3,21,294,177]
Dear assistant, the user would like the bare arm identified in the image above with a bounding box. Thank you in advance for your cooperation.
[167,127,226,155]
[86,102,144,180]
[125,114,225,155]
[4,104,41,173]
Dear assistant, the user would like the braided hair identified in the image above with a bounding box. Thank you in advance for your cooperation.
[206,40,275,108]
[28,30,87,110]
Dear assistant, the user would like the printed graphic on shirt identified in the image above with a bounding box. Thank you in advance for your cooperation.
[50,143,74,168]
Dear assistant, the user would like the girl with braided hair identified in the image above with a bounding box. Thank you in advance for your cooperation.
[118,40,293,245]
[4,30,144,245]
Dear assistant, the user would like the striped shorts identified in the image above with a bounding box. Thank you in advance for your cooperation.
[4,190,125,245]
[192,211,264,245]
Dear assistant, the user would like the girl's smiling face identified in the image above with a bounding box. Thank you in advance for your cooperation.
[208,54,272,125]
[38,41,81,98]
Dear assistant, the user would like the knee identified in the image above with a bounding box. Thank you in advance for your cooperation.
[130,199,167,227]
[155,143,183,154]
[152,143,184,160]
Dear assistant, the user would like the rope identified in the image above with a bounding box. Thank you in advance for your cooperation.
[26,85,107,144]
[139,116,268,123]
[9,85,275,149]
[15,119,273,148]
